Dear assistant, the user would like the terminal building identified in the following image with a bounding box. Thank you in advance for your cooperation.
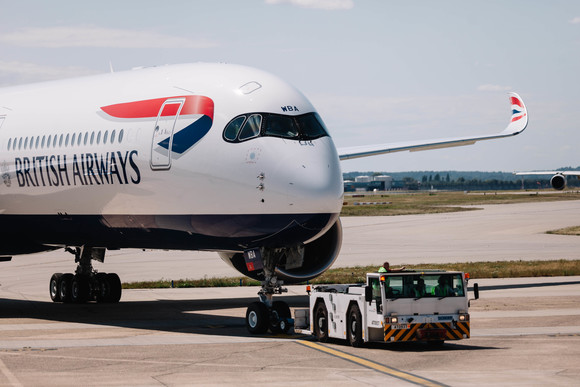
[344,175,395,192]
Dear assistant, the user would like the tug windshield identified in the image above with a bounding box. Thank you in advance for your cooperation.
[383,273,465,298]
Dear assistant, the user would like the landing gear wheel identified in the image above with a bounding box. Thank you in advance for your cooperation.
[314,301,329,343]
[49,273,63,302]
[246,302,269,334]
[71,274,90,303]
[106,273,122,303]
[95,273,110,303]
[270,300,291,334]
[347,303,363,347]
[59,273,74,303]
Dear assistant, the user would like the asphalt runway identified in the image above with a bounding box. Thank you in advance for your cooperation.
[1,200,580,385]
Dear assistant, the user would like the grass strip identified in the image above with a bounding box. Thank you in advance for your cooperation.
[341,191,580,216]
[547,226,580,236]
[123,259,580,289]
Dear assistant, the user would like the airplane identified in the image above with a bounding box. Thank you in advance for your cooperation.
[0,63,528,333]
[514,171,580,190]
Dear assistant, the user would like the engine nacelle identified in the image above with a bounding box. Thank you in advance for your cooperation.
[218,219,342,284]
[551,174,566,190]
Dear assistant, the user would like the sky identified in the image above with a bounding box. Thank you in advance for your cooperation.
[1,0,579,173]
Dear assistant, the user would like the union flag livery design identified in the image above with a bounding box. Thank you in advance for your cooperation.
[510,95,526,123]
[101,95,214,154]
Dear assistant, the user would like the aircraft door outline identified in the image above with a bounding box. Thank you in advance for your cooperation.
[150,98,185,170]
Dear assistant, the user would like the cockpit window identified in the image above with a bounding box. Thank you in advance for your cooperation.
[297,113,328,138]
[224,115,246,141]
[264,114,299,139]
[238,114,262,141]
[223,112,329,143]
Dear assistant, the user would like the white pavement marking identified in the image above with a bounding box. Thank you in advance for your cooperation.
[0,358,22,387]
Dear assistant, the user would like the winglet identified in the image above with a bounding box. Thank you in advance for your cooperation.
[503,92,528,135]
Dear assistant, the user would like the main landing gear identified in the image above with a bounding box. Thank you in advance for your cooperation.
[245,249,292,335]
[49,246,122,304]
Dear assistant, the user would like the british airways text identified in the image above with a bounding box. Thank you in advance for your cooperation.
[14,150,141,187]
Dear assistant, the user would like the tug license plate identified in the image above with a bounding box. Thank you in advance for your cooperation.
[391,324,410,330]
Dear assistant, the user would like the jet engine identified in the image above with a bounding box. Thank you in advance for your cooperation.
[219,219,342,284]
[551,174,566,190]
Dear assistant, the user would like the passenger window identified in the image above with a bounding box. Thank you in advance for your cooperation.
[97,131,101,145]
[118,129,124,143]
[59,134,63,147]
[35,136,40,149]
[264,115,299,139]
[7,138,11,150]
[24,137,28,150]
[71,133,76,146]
[65,134,70,147]
[111,130,116,144]
[53,135,57,148]
[90,132,95,145]
[84,132,88,146]
[77,132,82,146]
[103,130,109,144]
[41,136,46,149]
[224,116,246,141]
[238,114,262,141]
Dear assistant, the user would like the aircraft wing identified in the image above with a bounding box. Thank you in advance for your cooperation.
[514,171,580,176]
[338,92,528,161]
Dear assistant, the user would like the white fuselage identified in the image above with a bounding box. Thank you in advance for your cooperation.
[0,63,344,254]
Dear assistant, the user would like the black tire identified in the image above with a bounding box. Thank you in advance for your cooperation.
[95,273,110,303]
[246,302,269,334]
[71,274,90,303]
[347,303,363,347]
[49,273,63,302]
[106,273,122,303]
[59,273,74,303]
[428,340,445,347]
[313,301,329,343]
[270,301,291,334]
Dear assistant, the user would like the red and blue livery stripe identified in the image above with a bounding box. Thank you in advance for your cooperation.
[101,96,214,154]
[510,95,526,123]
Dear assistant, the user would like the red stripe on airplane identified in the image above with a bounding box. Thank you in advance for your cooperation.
[101,95,214,120]
[511,114,525,122]
[510,96,523,108]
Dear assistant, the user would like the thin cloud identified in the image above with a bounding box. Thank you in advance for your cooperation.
[0,26,217,49]
[477,84,512,92]
[265,0,354,10]
[0,60,99,86]
[570,17,580,24]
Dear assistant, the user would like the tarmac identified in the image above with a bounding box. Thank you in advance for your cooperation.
[1,200,580,386]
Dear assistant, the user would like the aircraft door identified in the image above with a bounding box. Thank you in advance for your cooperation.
[150,98,185,170]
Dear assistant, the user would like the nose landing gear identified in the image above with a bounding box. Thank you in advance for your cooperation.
[245,281,292,335]
[244,248,293,335]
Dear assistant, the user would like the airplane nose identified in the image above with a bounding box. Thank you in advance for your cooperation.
[284,137,344,214]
